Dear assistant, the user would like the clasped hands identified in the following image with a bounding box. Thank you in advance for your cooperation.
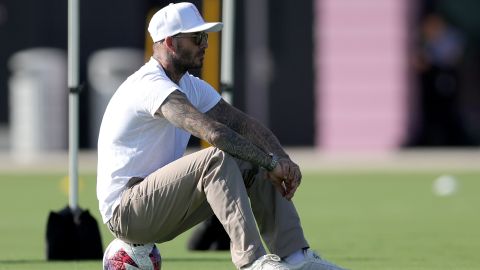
[267,157,302,200]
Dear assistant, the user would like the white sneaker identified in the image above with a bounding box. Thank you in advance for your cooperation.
[241,254,291,270]
[287,249,348,270]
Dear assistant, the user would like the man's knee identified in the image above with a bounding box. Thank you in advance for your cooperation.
[207,147,260,186]
[209,147,236,164]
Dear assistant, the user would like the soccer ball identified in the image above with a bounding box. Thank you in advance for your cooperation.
[103,238,161,270]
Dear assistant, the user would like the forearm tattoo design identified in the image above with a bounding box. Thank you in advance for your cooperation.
[160,91,272,168]
[207,99,289,159]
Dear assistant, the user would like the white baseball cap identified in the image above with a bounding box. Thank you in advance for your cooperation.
[148,2,223,43]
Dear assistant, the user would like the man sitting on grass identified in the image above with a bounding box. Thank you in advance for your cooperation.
[97,2,348,270]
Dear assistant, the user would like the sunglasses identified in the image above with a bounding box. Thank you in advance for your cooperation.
[173,32,208,46]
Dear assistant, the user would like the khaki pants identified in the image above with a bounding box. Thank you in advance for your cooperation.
[107,147,309,268]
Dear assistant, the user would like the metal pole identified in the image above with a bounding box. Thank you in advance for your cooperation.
[245,0,271,125]
[221,0,235,104]
[68,0,79,211]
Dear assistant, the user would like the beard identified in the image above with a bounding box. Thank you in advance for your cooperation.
[172,44,204,72]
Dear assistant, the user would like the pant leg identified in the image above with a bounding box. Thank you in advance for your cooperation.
[108,147,266,268]
[235,158,310,258]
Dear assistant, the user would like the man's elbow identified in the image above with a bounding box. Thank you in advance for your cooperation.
[207,126,230,149]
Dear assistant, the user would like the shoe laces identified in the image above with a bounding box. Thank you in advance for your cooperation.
[258,254,282,266]
[264,254,281,262]
[248,254,284,269]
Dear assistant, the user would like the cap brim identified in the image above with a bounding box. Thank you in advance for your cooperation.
[181,22,223,33]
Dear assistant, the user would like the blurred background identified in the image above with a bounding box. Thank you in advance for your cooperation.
[0,0,479,162]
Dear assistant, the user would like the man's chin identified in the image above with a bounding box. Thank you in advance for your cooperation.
[192,62,203,69]
[188,58,204,70]
[198,56,205,66]
[187,63,203,73]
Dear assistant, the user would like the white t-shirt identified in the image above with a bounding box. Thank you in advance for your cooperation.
[97,57,221,223]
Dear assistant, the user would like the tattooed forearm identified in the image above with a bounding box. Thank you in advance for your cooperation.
[159,91,272,168]
[159,91,215,141]
[209,126,272,168]
[206,99,289,158]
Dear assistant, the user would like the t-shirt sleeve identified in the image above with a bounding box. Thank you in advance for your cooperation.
[140,73,221,118]
[190,77,222,113]
[142,79,178,118]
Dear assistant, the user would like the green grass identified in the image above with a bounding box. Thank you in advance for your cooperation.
[0,170,479,269]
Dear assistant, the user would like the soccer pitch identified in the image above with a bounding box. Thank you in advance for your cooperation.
[0,165,479,269]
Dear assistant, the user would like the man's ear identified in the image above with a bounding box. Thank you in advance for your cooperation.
[163,36,176,52]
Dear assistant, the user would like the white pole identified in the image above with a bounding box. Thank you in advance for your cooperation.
[68,0,80,212]
[221,0,235,104]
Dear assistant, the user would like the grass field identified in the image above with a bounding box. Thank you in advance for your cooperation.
[0,169,479,270]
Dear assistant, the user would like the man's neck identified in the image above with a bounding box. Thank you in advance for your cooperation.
[153,55,185,84]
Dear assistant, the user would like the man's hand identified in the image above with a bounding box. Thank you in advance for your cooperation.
[266,158,302,200]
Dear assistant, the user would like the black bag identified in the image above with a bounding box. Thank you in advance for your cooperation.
[187,215,230,251]
[46,206,103,260]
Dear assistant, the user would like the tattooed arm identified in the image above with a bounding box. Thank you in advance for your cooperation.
[158,90,299,199]
[158,90,274,170]
[206,99,302,196]
[206,99,289,158]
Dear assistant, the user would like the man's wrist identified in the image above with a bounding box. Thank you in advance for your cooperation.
[266,153,279,171]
